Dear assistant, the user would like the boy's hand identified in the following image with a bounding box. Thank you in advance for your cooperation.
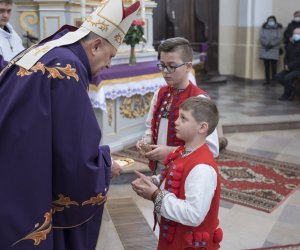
[135,139,152,155]
[131,170,157,200]
[136,139,144,153]
[145,145,175,161]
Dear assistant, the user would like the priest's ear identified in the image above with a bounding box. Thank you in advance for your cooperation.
[90,38,104,55]
[81,33,104,56]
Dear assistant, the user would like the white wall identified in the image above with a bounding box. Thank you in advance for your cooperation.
[219,0,300,79]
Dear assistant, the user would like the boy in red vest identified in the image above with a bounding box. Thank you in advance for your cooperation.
[132,96,223,250]
[136,37,219,172]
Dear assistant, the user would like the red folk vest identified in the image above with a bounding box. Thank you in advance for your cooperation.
[157,144,222,250]
[149,82,207,171]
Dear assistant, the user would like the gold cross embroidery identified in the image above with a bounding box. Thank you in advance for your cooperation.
[114,33,123,45]
[99,21,109,31]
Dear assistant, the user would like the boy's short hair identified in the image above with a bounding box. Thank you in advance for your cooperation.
[0,0,13,4]
[180,96,219,135]
[158,37,193,62]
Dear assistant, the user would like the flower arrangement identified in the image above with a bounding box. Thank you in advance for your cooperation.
[124,19,146,48]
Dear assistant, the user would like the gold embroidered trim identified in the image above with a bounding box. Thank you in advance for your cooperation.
[114,33,124,45]
[85,16,110,32]
[12,211,52,247]
[82,193,107,206]
[89,72,162,91]
[16,62,80,82]
[12,192,107,247]
[106,99,113,126]
[52,194,79,213]
[0,45,37,77]
[53,215,94,229]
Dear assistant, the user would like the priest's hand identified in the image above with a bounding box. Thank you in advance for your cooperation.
[111,160,122,178]
[131,170,157,200]
[144,145,175,161]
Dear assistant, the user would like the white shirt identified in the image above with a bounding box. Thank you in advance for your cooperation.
[0,23,25,61]
[153,163,217,226]
[144,90,219,158]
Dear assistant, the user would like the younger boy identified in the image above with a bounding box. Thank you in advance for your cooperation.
[132,97,223,250]
[136,37,219,172]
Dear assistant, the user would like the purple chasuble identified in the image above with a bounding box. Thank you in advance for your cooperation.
[0,28,111,249]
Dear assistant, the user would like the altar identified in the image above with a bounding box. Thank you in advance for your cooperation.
[89,61,166,152]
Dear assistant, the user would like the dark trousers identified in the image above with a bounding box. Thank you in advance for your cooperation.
[263,59,277,82]
[275,69,300,97]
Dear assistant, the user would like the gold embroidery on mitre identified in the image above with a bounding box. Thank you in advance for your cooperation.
[82,193,107,206]
[16,63,79,82]
[12,211,52,247]
[85,16,110,32]
[114,33,124,45]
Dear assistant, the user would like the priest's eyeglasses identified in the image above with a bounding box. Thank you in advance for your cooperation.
[157,62,187,73]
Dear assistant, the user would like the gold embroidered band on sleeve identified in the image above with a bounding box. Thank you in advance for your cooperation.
[16,62,80,82]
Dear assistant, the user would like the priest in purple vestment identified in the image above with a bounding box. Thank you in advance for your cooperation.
[0,0,140,249]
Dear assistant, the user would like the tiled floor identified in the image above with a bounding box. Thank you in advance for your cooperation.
[97,78,300,250]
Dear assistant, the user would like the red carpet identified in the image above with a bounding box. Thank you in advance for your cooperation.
[218,150,300,213]
[114,146,300,213]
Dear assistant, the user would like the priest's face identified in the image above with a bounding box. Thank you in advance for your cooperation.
[0,3,12,29]
[88,38,117,78]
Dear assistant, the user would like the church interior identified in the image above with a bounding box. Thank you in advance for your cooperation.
[7,0,300,249]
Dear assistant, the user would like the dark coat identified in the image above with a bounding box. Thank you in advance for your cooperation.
[283,20,300,46]
[284,40,300,70]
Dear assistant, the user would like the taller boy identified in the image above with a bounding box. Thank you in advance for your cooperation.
[137,37,219,171]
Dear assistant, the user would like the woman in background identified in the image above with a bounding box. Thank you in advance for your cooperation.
[259,16,283,85]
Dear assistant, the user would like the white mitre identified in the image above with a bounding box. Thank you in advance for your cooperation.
[16,0,140,70]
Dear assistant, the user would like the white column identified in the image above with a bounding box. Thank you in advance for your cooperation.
[81,0,86,20]
[141,0,145,21]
